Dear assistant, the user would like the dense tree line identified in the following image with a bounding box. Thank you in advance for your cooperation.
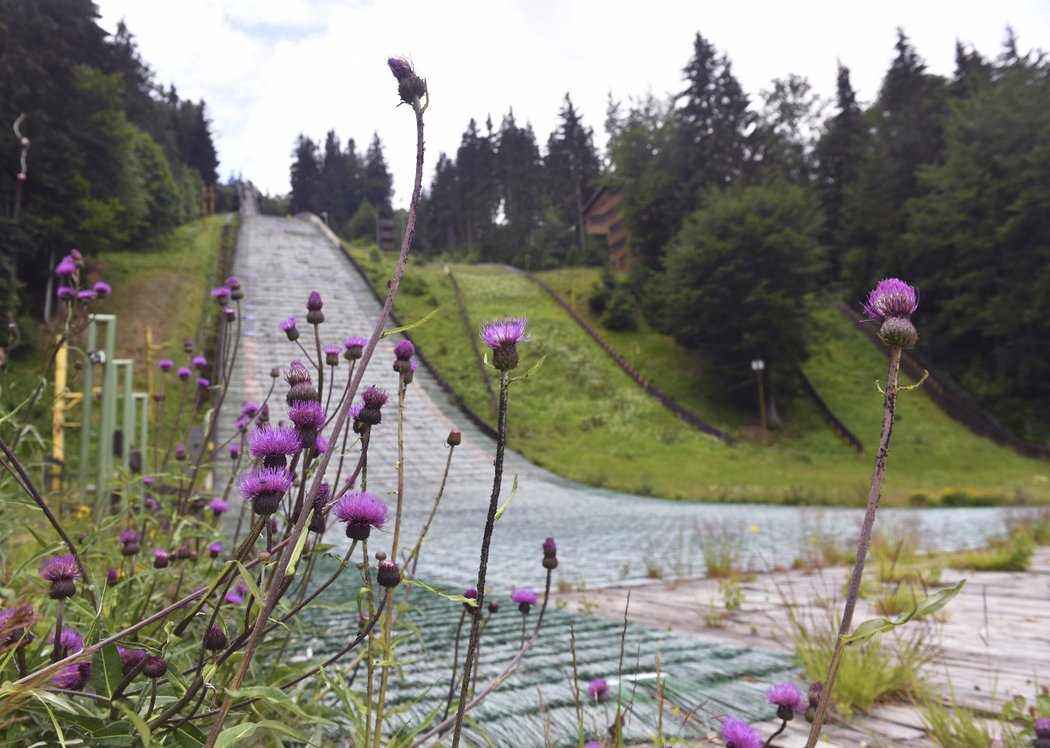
[0,0,221,313]
[287,130,393,240]
[606,29,1050,438]
[415,94,603,269]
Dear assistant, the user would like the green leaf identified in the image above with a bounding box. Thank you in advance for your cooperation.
[171,722,207,748]
[381,307,440,338]
[113,701,152,746]
[214,719,312,748]
[91,642,124,698]
[286,519,312,578]
[494,474,519,521]
[226,686,334,726]
[510,354,547,383]
[404,578,477,607]
[232,561,265,607]
[842,579,965,645]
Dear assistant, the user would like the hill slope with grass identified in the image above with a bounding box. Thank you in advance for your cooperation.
[346,246,1049,506]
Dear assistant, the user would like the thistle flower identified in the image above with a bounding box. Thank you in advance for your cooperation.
[377,560,401,588]
[54,661,91,690]
[158,359,173,372]
[387,56,427,106]
[480,317,530,371]
[229,444,241,459]
[144,496,160,511]
[50,627,84,657]
[153,548,169,568]
[196,377,210,389]
[191,355,207,370]
[182,337,194,353]
[211,286,232,304]
[1035,717,1050,743]
[55,255,77,276]
[119,647,146,675]
[223,306,235,322]
[208,542,224,559]
[447,429,462,446]
[333,492,388,540]
[309,483,331,533]
[93,281,111,298]
[289,400,325,449]
[767,682,805,721]
[176,367,192,381]
[39,554,81,599]
[863,278,919,322]
[306,290,324,324]
[463,587,478,609]
[204,626,228,652]
[393,339,415,373]
[343,335,366,361]
[77,290,96,302]
[141,476,154,487]
[285,360,317,403]
[721,717,760,748]
[175,445,187,460]
[248,425,301,467]
[142,655,167,679]
[107,567,120,584]
[588,677,610,702]
[208,498,229,516]
[238,467,293,516]
[310,431,328,459]
[280,316,299,342]
[511,588,537,614]
[241,402,259,417]
[323,344,341,366]
[57,286,75,300]
[357,385,388,426]
[542,536,558,570]
[119,528,141,556]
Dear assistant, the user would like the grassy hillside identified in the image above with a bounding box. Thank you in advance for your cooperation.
[347,247,1050,506]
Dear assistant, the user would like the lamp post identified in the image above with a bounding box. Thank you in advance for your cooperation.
[751,359,767,433]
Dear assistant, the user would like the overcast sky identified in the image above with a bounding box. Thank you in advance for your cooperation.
[94,0,1050,209]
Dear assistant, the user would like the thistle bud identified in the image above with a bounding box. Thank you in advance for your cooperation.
[377,560,401,588]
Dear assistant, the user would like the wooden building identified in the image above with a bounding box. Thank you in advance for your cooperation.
[582,186,635,271]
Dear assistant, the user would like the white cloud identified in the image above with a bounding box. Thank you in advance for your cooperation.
[95,0,1050,208]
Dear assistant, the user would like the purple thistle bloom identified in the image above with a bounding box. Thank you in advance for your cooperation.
[158,359,174,372]
[191,355,207,369]
[863,278,919,321]
[511,588,538,606]
[39,554,80,583]
[56,286,76,300]
[350,402,364,421]
[767,682,805,715]
[53,662,91,690]
[77,290,96,302]
[388,56,415,81]
[208,542,224,558]
[235,414,251,432]
[106,567,119,584]
[393,339,415,361]
[464,587,478,600]
[49,627,84,655]
[480,317,530,350]
[224,590,243,605]
[241,402,260,417]
[153,548,169,568]
[144,496,160,511]
[588,677,610,701]
[1035,717,1050,738]
[289,400,325,430]
[211,286,232,303]
[343,335,367,360]
[119,647,147,675]
[238,467,293,515]
[176,367,192,381]
[196,377,210,389]
[174,445,187,460]
[93,281,112,298]
[285,360,312,385]
[225,276,240,289]
[584,743,601,748]
[307,291,323,311]
[721,716,761,748]
[55,255,77,276]
[248,425,301,464]
[311,431,328,456]
[280,316,299,341]
[332,492,388,541]
[229,444,241,459]
[323,344,341,366]
[208,498,229,516]
[362,385,387,409]
[141,476,154,486]
[119,528,140,546]
[480,317,530,371]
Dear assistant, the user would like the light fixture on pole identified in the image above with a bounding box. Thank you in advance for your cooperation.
[751,359,767,433]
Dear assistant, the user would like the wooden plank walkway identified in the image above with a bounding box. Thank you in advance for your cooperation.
[557,547,1050,747]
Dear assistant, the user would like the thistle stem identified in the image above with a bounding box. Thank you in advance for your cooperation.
[806,346,902,746]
